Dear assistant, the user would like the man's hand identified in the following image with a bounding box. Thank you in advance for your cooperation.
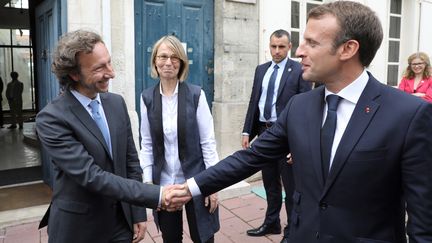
[241,135,250,149]
[161,183,192,211]
[205,193,218,213]
[160,184,185,211]
[132,221,147,243]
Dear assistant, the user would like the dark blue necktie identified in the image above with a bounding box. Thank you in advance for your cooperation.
[264,64,279,120]
[89,100,112,155]
[321,94,342,181]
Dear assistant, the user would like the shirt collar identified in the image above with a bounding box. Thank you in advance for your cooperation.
[159,81,179,97]
[70,89,101,107]
[324,69,369,105]
[272,57,288,70]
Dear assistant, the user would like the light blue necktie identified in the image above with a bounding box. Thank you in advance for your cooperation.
[264,64,279,120]
[89,100,112,156]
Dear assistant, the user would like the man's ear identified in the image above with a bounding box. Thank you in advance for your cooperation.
[339,40,359,61]
[69,73,80,82]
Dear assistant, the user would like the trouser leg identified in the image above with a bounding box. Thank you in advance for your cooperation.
[280,161,294,237]
[158,209,183,243]
[262,163,282,226]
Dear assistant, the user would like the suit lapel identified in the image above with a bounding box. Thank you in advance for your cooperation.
[101,93,115,160]
[277,59,293,98]
[258,62,272,91]
[66,91,111,159]
[307,87,326,187]
[322,77,381,197]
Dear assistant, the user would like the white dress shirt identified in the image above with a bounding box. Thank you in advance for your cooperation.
[323,69,369,169]
[258,58,288,122]
[188,69,370,196]
[139,82,219,186]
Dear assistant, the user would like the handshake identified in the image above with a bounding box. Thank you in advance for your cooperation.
[160,183,192,211]
[159,183,218,213]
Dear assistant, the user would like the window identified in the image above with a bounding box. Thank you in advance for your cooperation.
[0,0,34,111]
[290,0,323,58]
[387,0,402,86]
[290,1,300,57]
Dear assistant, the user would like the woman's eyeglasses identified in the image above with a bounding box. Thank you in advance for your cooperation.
[410,62,425,67]
[156,54,181,64]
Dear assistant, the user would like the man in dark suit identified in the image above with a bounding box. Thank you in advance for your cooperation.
[36,30,179,243]
[0,75,3,128]
[6,71,23,129]
[241,29,311,241]
[166,2,432,242]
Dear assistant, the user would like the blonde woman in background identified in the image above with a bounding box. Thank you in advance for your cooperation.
[398,52,432,102]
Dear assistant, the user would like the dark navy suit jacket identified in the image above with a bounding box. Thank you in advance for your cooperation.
[194,73,432,243]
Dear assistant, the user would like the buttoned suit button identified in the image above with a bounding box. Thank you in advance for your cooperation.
[315,232,320,239]
[319,202,328,210]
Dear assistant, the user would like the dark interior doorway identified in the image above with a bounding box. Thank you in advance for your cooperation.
[0,0,46,189]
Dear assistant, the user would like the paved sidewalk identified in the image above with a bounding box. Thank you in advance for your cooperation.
[0,180,287,243]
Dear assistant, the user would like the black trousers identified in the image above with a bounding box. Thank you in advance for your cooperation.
[7,99,22,127]
[258,124,294,237]
[158,200,214,243]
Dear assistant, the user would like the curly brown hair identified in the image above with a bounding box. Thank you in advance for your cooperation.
[51,29,104,90]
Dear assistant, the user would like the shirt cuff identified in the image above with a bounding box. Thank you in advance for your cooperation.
[242,133,249,136]
[143,167,153,183]
[187,178,202,197]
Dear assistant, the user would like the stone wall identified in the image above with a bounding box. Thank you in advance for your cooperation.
[213,0,259,159]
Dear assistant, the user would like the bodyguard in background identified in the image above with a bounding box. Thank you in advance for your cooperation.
[0,75,3,128]
[241,29,311,243]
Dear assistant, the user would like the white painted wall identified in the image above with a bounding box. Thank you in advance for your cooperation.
[364,0,388,83]
[259,0,290,63]
[419,0,432,56]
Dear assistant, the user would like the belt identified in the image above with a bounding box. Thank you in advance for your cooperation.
[259,121,274,129]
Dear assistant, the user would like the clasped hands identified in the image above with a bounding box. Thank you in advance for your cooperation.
[160,183,191,211]
[160,183,218,213]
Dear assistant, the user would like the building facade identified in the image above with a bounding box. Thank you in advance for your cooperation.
[0,0,430,186]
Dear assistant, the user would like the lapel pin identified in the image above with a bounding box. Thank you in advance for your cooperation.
[365,106,371,113]
[288,68,292,72]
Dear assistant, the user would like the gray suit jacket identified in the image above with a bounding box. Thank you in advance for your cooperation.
[36,90,160,243]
